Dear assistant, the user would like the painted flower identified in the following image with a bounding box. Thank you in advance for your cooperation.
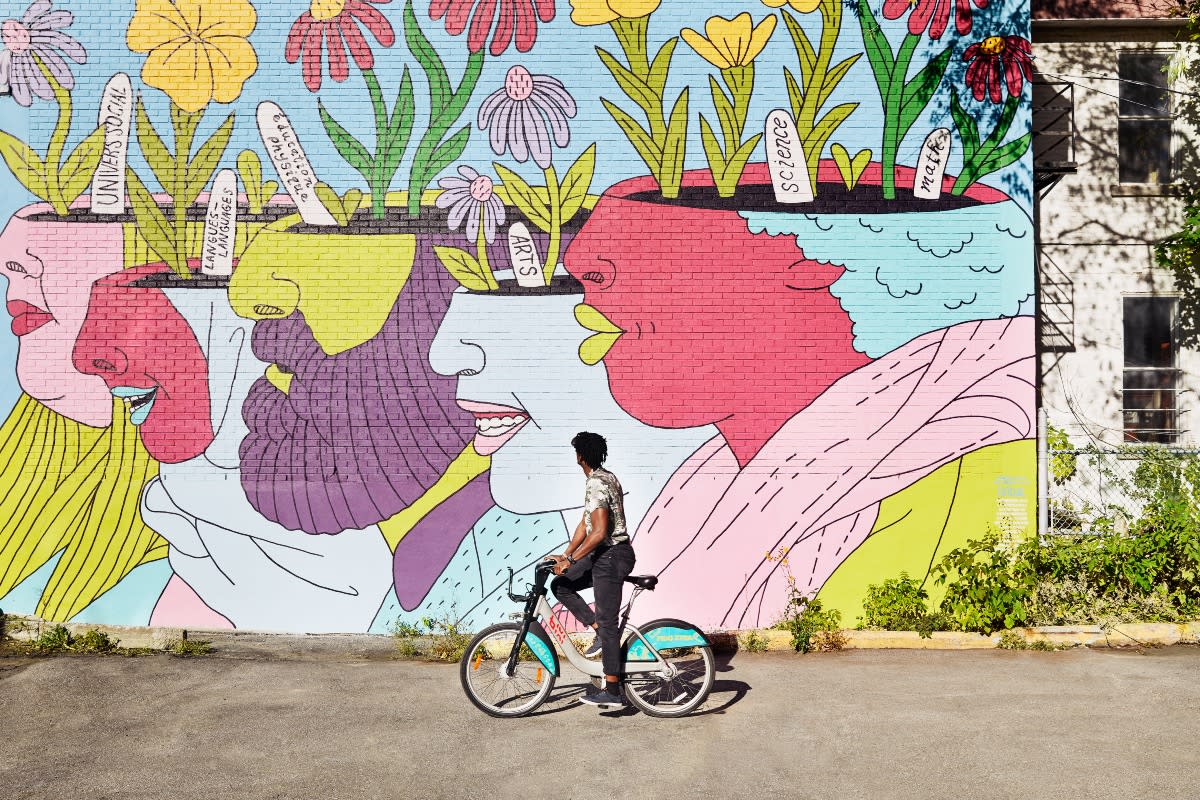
[126,0,257,113]
[762,0,820,13]
[477,65,577,169]
[964,35,1033,103]
[286,0,395,92]
[681,13,776,70]
[882,0,986,40]
[430,0,555,56]
[569,0,660,26]
[436,166,506,244]
[0,0,86,107]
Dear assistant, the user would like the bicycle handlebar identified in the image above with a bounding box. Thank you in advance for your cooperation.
[507,560,558,604]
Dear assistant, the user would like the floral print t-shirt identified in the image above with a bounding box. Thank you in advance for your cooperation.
[583,467,628,546]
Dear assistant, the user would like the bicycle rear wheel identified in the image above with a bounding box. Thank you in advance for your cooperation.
[460,623,555,718]
[622,619,715,718]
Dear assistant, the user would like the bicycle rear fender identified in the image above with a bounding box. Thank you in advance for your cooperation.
[625,618,710,662]
[524,619,560,677]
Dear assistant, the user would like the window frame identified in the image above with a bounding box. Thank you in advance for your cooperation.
[1121,294,1181,444]
[1115,49,1176,186]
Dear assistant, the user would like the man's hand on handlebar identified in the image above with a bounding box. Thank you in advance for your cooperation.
[545,554,570,576]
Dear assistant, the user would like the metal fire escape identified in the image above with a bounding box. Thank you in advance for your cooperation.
[1033,79,1078,354]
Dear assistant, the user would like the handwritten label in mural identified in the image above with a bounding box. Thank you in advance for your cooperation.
[507,222,544,288]
[201,169,238,277]
[257,102,335,226]
[89,73,133,215]
[765,109,813,205]
[914,128,951,200]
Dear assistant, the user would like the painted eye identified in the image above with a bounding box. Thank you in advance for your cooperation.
[580,272,605,284]
[5,260,27,275]
[458,369,480,377]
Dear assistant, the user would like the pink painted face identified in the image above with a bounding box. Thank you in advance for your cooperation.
[72,265,214,464]
[564,164,872,465]
[1,204,128,426]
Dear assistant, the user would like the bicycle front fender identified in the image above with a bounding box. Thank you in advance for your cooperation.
[524,619,560,677]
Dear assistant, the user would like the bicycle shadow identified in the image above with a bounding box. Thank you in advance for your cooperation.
[530,651,750,718]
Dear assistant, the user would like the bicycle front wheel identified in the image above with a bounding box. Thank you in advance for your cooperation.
[622,619,715,718]
[460,623,556,718]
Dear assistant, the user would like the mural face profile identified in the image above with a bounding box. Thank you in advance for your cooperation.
[1,206,127,427]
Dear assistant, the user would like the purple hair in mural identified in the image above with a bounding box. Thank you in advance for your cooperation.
[239,247,483,535]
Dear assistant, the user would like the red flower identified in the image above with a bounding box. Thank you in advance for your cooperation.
[882,0,987,40]
[429,0,555,57]
[964,35,1033,103]
[286,0,396,92]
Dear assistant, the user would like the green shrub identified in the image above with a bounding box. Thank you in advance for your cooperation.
[73,629,118,654]
[31,624,73,654]
[738,630,769,653]
[932,533,1035,634]
[775,594,845,653]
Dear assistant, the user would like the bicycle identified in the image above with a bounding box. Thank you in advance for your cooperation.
[459,560,715,718]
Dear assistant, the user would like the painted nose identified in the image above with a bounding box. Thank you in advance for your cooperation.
[428,308,485,378]
[73,337,130,378]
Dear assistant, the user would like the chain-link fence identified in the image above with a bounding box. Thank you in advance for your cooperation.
[1047,448,1200,535]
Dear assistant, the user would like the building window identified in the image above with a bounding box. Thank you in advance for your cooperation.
[1123,296,1179,443]
[1118,52,1172,184]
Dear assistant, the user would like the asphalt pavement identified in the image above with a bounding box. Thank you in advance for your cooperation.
[1,643,1197,799]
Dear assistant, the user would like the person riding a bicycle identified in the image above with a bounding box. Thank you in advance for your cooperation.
[548,431,636,708]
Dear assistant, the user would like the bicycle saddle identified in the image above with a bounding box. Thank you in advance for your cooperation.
[624,575,658,590]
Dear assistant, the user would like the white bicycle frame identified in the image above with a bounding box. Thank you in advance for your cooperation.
[527,589,671,677]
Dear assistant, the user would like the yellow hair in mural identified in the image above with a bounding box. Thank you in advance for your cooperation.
[0,395,165,621]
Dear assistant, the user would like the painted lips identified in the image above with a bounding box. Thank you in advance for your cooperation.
[7,299,53,337]
[112,386,158,426]
[458,400,530,456]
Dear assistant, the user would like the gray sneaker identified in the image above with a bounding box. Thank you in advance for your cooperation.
[579,687,624,708]
[582,639,602,658]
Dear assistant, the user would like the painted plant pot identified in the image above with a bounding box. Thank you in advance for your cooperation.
[563,161,1034,455]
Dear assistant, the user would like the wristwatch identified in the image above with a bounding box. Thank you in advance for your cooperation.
[565,555,576,565]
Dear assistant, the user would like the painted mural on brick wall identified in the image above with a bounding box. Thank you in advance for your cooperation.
[0,0,1035,633]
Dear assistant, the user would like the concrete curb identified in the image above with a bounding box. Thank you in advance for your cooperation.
[4,613,1199,654]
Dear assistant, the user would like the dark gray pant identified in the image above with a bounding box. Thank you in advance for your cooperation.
[551,542,636,677]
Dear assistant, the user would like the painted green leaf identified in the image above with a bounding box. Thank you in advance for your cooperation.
[494,162,552,230]
[135,98,174,192]
[183,112,235,207]
[709,76,737,154]
[597,47,658,119]
[818,53,862,110]
[431,50,484,132]
[725,132,762,189]
[558,143,596,224]
[0,128,50,202]
[783,68,806,132]
[698,116,727,192]
[426,125,472,182]
[319,102,372,175]
[314,183,349,226]
[434,245,492,292]
[977,133,1032,176]
[127,167,186,277]
[898,45,952,132]
[856,0,895,91]
[58,126,107,207]
[237,150,263,191]
[404,0,450,118]
[342,188,365,219]
[809,102,857,161]
[647,37,677,98]
[659,88,690,197]
[949,89,980,163]
[782,9,816,85]
[601,98,660,175]
[382,67,416,170]
[979,94,1021,152]
[831,142,871,191]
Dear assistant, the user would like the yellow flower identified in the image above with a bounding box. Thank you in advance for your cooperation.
[762,0,823,13]
[569,0,661,26]
[681,13,777,70]
[127,0,258,113]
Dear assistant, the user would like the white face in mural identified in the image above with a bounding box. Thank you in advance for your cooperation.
[429,286,635,515]
[140,289,392,632]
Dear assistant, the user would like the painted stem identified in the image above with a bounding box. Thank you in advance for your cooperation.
[363,69,389,220]
[33,54,70,214]
[476,205,496,289]
[171,104,198,278]
[543,164,562,286]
